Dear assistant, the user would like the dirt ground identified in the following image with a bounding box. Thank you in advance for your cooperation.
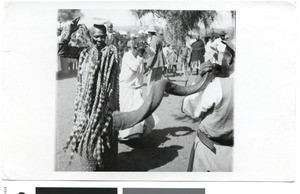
[55,70,199,171]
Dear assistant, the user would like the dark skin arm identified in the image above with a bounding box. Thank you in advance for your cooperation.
[58,17,85,58]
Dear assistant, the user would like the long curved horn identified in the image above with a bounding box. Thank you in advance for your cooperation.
[113,61,216,131]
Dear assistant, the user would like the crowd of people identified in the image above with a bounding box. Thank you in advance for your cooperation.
[58,17,235,172]
[57,19,233,78]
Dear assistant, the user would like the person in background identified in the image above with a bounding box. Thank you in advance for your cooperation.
[118,40,157,141]
[168,45,178,75]
[189,33,205,75]
[157,29,168,77]
[158,29,167,45]
[105,21,119,49]
[204,34,217,64]
[178,43,190,77]
[145,25,166,94]
[138,29,147,42]
[118,31,129,61]
[210,30,227,65]
[58,18,90,74]
[127,33,136,50]
[162,43,172,74]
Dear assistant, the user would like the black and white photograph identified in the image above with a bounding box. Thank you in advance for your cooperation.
[2,1,296,182]
[55,9,235,172]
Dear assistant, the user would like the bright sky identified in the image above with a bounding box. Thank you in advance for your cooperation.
[79,10,140,27]
[62,9,234,30]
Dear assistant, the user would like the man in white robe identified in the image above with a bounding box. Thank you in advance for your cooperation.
[119,40,158,141]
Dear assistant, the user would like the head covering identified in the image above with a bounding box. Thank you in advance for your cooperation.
[106,21,113,28]
[219,30,226,36]
[130,33,135,38]
[93,24,107,34]
[118,30,126,35]
[147,25,157,33]
[138,29,145,35]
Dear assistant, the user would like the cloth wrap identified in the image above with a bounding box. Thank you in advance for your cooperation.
[64,44,119,171]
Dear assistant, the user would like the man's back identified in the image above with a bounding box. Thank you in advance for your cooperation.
[148,35,165,68]
[191,39,205,62]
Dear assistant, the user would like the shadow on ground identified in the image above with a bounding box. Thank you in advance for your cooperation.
[115,126,194,171]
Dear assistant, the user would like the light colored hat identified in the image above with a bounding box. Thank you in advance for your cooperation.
[138,29,145,34]
[119,30,127,35]
[130,33,135,38]
[147,25,157,33]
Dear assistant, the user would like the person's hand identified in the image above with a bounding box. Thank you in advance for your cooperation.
[70,17,80,34]
[144,65,150,75]
[200,61,214,76]
[138,40,148,48]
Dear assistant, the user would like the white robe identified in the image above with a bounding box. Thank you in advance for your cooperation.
[119,51,158,140]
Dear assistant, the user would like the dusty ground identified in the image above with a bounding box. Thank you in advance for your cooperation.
[55,70,199,171]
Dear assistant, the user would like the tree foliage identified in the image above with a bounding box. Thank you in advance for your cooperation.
[58,9,83,23]
[131,10,217,44]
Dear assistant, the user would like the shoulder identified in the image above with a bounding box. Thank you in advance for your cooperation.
[99,45,118,59]
[215,38,222,43]
[202,77,222,101]
[123,51,131,58]
[205,77,221,92]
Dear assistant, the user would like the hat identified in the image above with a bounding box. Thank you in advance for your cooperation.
[219,30,226,36]
[138,29,145,34]
[93,24,107,34]
[106,21,113,27]
[119,30,127,35]
[130,33,135,38]
[147,25,157,33]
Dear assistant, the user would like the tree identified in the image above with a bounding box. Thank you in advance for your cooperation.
[131,10,217,44]
[58,9,83,28]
